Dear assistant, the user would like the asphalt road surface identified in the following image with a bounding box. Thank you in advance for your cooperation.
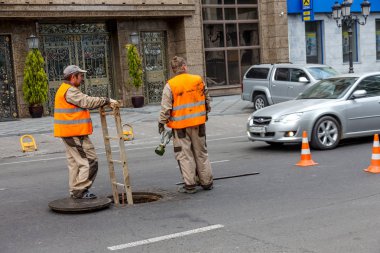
[1,114,380,253]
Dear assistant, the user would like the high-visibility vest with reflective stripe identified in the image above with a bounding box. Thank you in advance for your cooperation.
[167,73,206,129]
[54,83,92,137]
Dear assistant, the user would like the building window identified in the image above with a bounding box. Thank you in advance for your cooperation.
[342,22,358,63]
[205,51,226,86]
[239,23,259,46]
[305,21,323,64]
[202,0,260,87]
[240,49,260,79]
[376,20,380,60]
[204,24,224,48]
[202,8,223,20]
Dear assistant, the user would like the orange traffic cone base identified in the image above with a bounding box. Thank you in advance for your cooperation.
[296,131,318,167]
[296,160,318,167]
[364,134,380,174]
[364,166,380,174]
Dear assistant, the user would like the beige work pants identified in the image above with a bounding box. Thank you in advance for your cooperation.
[62,136,98,198]
[173,124,213,189]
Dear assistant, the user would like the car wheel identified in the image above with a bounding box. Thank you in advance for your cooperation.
[310,116,341,150]
[265,141,284,147]
[253,94,268,110]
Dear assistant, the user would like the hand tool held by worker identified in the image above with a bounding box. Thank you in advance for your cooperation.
[155,129,172,156]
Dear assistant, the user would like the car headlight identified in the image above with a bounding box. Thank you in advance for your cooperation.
[248,114,254,126]
[274,112,303,123]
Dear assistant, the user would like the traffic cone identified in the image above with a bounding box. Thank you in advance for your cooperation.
[364,134,380,173]
[296,131,318,167]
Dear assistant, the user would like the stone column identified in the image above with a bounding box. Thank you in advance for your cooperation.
[182,2,204,77]
[259,0,289,64]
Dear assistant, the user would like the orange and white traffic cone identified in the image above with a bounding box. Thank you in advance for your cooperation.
[296,131,318,167]
[364,134,380,173]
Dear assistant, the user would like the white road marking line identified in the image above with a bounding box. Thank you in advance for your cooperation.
[207,135,245,142]
[211,160,229,164]
[176,159,229,168]
[0,146,155,166]
[0,135,245,166]
[107,224,224,251]
[110,135,245,148]
[0,157,62,165]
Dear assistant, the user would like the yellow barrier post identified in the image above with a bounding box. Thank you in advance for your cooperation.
[20,135,38,152]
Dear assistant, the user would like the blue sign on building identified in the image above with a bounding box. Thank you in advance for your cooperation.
[288,0,380,14]
[302,0,314,21]
[302,10,315,21]
[302,0,312,10]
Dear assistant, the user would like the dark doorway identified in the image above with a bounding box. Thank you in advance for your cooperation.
[0,35,18,121]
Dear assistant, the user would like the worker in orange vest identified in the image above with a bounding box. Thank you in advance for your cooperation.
[54,65,119,199]
[158,56,213,194]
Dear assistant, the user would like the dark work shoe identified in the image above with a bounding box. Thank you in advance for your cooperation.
[82,191,97,199]
[72,190,97,199]
[202,183,213,191]
[178,186,197,194]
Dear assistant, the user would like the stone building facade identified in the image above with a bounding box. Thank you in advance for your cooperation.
[260,0,288,64]
[0,0,288,120]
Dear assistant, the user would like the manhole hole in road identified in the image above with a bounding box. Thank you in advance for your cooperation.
[109,192,163,205]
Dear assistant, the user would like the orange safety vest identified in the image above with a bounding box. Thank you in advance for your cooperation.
[167,73,206,129]
[54,82,92,137]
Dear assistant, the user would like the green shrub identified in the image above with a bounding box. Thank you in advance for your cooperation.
[22,49,48,106]
[125,44,143,91]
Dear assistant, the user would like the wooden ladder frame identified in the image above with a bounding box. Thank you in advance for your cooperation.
[99,106,133,206]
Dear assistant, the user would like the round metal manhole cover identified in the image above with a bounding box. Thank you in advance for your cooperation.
[48,197,112,214]
[109,192,163,205]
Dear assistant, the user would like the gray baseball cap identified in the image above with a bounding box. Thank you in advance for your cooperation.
[63,65,87,78]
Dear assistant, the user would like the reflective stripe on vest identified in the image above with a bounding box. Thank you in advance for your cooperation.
[167,73,206,129]
[54,108,88,113]
[173,100,205,111]
[54,82,93,137]
[54,118,92,125]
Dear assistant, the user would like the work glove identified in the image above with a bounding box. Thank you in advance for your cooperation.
[109,98,120,109]
[158,122,165,134]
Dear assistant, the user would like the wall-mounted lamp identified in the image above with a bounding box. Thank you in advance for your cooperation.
[130,32,139,46]
[27,34,39,50]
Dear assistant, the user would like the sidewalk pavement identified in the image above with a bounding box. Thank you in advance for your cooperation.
[0,95,253,159]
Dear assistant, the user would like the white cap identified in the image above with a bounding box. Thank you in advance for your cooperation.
[63,65,87,78]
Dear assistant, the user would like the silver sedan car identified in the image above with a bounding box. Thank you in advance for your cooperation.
[247,72,380,150]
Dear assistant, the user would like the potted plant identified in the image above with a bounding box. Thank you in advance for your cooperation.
[125,43,144,108]
[22,48,48,118]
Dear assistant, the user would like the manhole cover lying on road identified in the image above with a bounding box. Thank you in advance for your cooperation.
[48,197,112,214]
[109,192,163,205]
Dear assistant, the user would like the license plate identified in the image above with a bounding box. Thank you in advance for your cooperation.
[250,126,266,133]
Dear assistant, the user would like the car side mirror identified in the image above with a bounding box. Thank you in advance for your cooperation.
[351,90,367,99]
[298,77,309,83]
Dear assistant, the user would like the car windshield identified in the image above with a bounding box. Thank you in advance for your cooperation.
[298,77,358,99]
[307,67,339,80]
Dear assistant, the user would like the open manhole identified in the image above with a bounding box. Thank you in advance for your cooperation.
[108,192,163,205]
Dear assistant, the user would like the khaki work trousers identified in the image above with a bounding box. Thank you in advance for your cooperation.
[62,136,98,198]
[173,124,213,189]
